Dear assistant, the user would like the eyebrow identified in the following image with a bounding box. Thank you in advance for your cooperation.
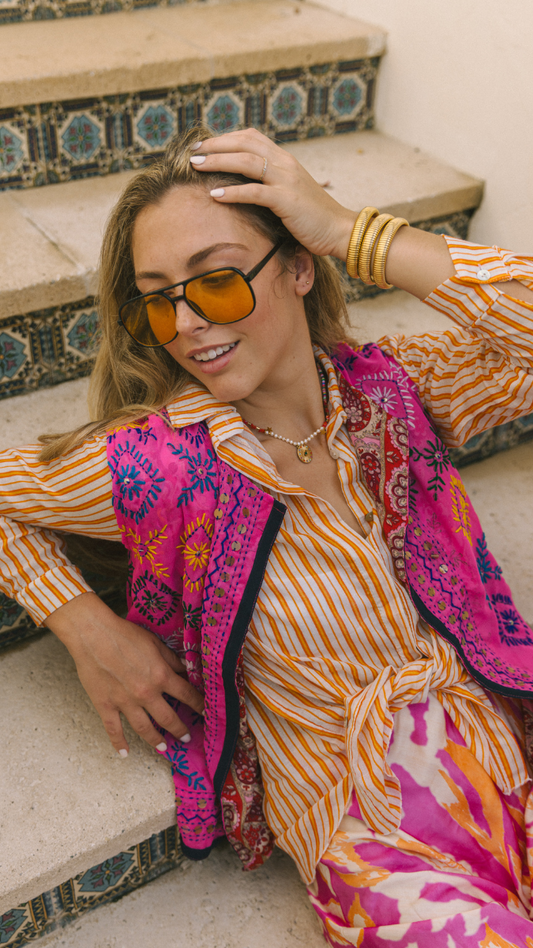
[135,242,249,282]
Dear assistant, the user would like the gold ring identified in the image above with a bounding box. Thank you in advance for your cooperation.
[259,157,268,183]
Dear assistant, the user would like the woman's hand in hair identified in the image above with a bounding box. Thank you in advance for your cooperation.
[45,592,204,756]
[190,127,356,261]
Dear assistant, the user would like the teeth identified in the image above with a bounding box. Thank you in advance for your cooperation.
[193,343,235,362]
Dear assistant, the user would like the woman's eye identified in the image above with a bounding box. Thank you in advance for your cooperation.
[198,271,237,289]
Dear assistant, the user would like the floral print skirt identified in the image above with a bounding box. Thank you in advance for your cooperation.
[307,693,533,947]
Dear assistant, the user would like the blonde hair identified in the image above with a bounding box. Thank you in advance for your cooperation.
[39,124,353,462]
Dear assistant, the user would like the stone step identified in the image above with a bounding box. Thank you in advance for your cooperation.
[0,128,483,401]
[1,434,532,944]
[0,0,384,190]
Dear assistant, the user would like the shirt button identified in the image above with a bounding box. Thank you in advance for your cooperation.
[476,268,490,280]
[330,449,340,460]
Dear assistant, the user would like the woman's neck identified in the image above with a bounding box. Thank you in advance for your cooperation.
[231,350,326,440]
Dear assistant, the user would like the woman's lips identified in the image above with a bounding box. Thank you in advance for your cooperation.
[190,340,239,373]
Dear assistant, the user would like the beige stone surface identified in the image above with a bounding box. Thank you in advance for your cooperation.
[41,844,324,948]
[0,378,91,451]
[1,0,385,107]
[0,195,87,319]
[1,132,481,319]
[287,130,483,223]
[0,633,176,914]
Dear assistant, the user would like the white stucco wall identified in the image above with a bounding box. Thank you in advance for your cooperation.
[317,0,533,250]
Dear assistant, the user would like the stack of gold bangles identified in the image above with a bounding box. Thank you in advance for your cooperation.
[346,207,409,289]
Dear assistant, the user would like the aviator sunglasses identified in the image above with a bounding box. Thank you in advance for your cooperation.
[119,237,287,348]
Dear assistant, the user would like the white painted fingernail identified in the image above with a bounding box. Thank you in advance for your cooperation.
[118,748,128,758]
[210,188,225,198]
[180,733,191,743]
[191,141,203,150]
[156,742,167,752]
[190,155,206,164]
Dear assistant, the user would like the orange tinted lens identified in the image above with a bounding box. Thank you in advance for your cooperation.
[122,294,176,346]
[186,270,254,323]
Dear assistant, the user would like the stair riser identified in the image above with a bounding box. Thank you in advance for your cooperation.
[1,60,377,190]
[0,828,182,948]
[1,0,200,25]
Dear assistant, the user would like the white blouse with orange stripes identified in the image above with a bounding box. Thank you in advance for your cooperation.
[1,237,533,882]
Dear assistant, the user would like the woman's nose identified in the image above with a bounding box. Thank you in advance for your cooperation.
[174,297,206,334]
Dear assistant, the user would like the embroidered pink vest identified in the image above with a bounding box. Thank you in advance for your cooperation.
[106,344,533,869]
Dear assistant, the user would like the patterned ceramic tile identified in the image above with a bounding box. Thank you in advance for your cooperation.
[0,299,99,399]
[0,59,379,189]
[0,0,202,24]
[0,827,183,947]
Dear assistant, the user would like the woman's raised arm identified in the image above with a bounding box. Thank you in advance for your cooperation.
[190,128,533,306]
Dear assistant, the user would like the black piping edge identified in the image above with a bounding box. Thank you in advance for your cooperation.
[213,499,287,796]
[181,840,217,861]
[410,586,533,699]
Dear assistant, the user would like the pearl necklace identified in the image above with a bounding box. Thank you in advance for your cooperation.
[242,364,328,464]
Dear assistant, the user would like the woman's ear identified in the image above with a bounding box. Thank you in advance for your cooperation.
[293,247,314,296]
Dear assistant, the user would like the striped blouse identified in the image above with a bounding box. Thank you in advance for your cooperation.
[1,237,533,881]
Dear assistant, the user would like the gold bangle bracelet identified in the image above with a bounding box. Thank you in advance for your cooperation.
[346,206,379,279]
[372,217,409,289]
[358,213,394,285]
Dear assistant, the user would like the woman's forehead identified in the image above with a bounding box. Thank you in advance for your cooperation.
[131,186,266,276]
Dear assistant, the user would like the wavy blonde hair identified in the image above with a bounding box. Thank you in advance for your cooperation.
[40,124,352,462]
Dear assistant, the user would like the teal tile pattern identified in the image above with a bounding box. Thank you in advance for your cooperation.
[0,0,200,24]
[0,59,378,189]
[0,827,183,948]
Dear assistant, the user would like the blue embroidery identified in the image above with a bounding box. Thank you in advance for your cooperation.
[476,533,503,584]
[491,593,533,647]
[109,441,165,523]
[117,463,145,500]
[131,570,181,625]
[167,443,218,507]
[410,437,451,501]
[170,745,207,792]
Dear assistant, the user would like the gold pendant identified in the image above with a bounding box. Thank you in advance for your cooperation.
[297,443,313,463]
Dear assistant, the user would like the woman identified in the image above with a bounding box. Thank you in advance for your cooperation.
[1,124,533,946]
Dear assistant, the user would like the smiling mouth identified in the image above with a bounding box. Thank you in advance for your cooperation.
[192,342,237,363]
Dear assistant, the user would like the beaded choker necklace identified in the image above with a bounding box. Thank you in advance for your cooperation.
[242,363,329,464]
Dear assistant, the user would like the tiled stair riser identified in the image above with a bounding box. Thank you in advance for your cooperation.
[1,0,201,25]
[0,827,183,948]
[0,60,377,189]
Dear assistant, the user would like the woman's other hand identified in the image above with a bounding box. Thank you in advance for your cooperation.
[190,127,356,260]
[45,592,204,756]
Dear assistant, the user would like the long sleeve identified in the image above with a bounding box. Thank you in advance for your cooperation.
[379,237,533,447]
[0,435,120,624]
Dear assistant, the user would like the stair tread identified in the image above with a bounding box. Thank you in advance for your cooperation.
[1,0,385,107]
[0,632,176,915]
[0,130,482,319]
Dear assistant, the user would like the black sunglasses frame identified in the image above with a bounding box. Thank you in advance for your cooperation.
[119,237,287,349]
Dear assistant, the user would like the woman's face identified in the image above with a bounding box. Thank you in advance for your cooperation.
[131,185,313,404]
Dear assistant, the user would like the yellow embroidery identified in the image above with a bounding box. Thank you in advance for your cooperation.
[119,524,169,578]
[449,475,472,545]
[178,513,214,592]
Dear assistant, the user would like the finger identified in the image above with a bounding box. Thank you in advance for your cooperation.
[190,150,267,182]
[146,695,193,744]
[192,127,274,158]
[163,669,205,716]
[151,637,187,675]
[123,705,189,749]
[208,181,283,212]
[99,706,130,758]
